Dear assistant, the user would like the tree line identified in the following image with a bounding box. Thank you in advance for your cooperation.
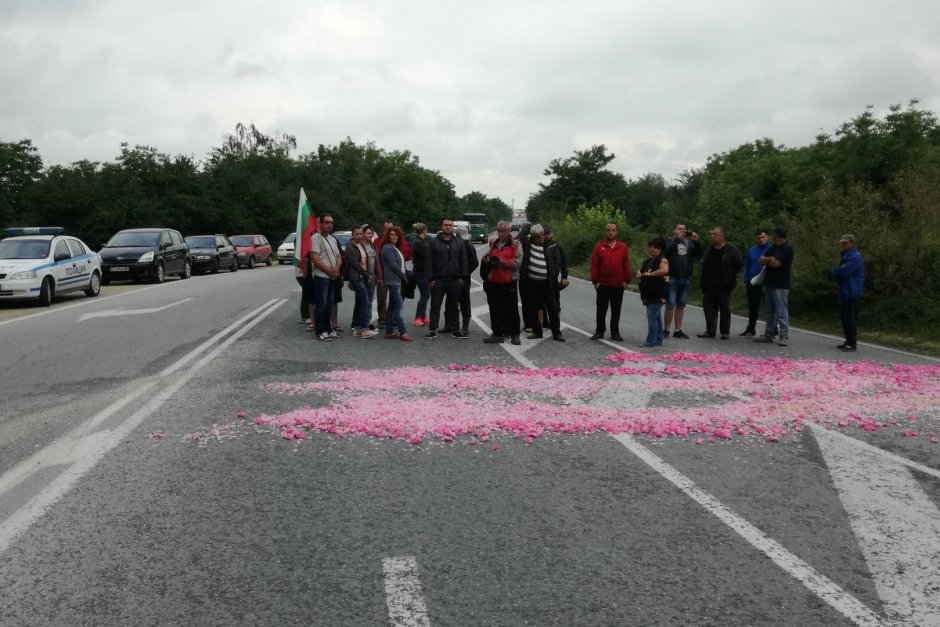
[0,122,513,250]
[528,101,940,341]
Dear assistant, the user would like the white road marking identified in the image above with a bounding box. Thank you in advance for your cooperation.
[383,556,431,627]
[613,434,883,627]
[811,425,940,625]
[471,314,536,369]
[0,283,164,328]
[0,299,287,555]
[78,297,194,321]
[592,377,883,626]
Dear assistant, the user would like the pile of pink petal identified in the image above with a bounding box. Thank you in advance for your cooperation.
[254,353,940,446]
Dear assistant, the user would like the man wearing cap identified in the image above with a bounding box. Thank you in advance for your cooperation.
[519,224,565,341]
[831,234,864,352]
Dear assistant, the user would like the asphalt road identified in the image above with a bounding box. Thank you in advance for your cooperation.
[1,256,938,626]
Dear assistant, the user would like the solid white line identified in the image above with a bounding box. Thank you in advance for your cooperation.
[805,423,940,481]
[0,299,287,555]
[612,434,883,627]
[812,425,940,624]
[160,299,282,376]
[383,556,431,627]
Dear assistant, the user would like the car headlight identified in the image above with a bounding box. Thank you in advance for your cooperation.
[138,251,154,263]
[9,270,38,280]
[237,252,246,256]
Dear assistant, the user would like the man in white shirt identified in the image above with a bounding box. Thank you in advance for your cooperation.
[309,213,342,340]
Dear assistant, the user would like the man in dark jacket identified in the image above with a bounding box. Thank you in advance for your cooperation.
[424,218,468,339]
[453,225,479,338]
[754,226,795,347]
[697,226,743,339]
[831,234,864,352]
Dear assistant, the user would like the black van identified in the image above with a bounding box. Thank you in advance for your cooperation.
[99,228,191,284]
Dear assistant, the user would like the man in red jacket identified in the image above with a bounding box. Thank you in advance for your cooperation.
[590,222,631,341]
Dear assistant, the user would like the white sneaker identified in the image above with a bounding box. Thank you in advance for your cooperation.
[327,331,339,339]
[361,329,378,338]
[318,332,333,341]
[352,327,362,336]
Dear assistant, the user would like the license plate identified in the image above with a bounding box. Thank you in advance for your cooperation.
[110,266,129,272]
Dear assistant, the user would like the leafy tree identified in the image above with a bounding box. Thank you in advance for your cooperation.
[0,139,43,226]
[526,145,629,223]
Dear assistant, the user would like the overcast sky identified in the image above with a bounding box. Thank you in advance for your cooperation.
[3,1,939,209]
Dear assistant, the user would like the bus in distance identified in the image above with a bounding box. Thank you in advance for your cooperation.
[462,213,488,243]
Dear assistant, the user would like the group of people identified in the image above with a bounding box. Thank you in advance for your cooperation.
[629,223,864,351]
[298,214,866,352]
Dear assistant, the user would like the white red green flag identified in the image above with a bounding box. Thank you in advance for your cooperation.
[293,188,317,267]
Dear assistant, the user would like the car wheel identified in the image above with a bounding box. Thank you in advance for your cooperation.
[266,254,273,266]
[278,259,285,265]
[180,260,192,280]
[85,271,101,297]
[38,277,54,306]
[229,258,238,272]
[248,255,255,269]
[212,258,220,274]
[155,262,165,283]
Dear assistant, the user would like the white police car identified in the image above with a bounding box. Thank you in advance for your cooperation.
[0,227,102,306]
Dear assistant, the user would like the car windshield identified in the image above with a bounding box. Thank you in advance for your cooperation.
[284,233,296,244]
[229,236,253,247]
[335,233,352,248]
[104,232,160,247]
[186,236,215,248]
[0,239,51,259]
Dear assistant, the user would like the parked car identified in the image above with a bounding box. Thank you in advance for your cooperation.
[229,234,273,268]
[185,234,238,274]
[333,230,353,252]
[99,228,191,284]
[276,232,296,264]
[0,227,102,305]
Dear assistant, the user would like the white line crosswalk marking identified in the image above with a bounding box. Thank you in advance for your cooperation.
[383,556,430,627]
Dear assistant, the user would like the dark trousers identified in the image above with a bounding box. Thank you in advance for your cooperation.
[429,278,462,331]
[313,275,335,336]
[702,289,732,336]
[744,282,764,332]
[519,277,536,329]
[458,276,472,330]
[377,283,388,324]
[487,282,520,337]
[526,279,560,336]
[840,298,859,347]
[595,285,625,336]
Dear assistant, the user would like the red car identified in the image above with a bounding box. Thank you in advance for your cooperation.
[229,234,274,268]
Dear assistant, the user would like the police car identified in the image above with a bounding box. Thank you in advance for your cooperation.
[0,227,102,306]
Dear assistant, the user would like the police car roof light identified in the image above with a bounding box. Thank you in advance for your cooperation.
[3,227,65,236]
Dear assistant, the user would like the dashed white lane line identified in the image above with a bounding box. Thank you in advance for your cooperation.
[383,556,431,627]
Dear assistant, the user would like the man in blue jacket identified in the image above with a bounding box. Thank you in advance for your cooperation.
[831,234,865,352]
[739,229,772,336]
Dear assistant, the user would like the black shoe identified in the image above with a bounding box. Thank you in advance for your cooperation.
[672,330,690,339]
[663,330,670,339]
[839,344,857,352]
[526,333,543,339]
[836,343,847,349]
[590,333,602,341]
[483,335,505,344]
[552,334,566,342]
[739,329,755,337]
[510,335,521,345]
[696,332,715,338]
[611,334,624,341]
[720,334,729,340]
[424,330,437,339]
[453,330,468,339]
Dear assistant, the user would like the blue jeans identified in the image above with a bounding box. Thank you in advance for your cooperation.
[386,284,406,335]
[666,276,691,309]
[349,279,370,330]
[314,275,335,336]
[763,287,789,339]
[645,302,664,345]
[415,275,430,319]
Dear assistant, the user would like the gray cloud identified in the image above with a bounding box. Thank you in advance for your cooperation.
[2,0,939,206]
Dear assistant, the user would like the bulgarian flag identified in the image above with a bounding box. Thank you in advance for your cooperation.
[293,188,317,267]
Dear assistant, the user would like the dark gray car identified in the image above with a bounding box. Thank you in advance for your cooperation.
[100,228,191,284]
